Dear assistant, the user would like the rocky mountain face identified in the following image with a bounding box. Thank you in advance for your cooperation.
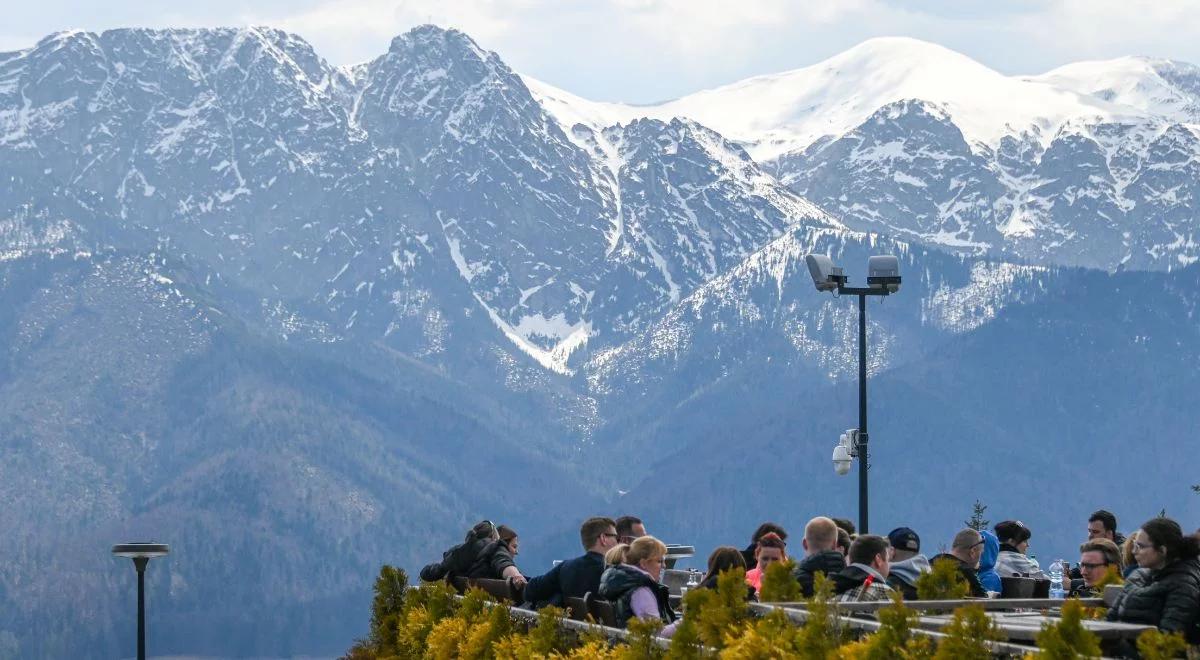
[2,25,1199,659]
[529,37,1200,272]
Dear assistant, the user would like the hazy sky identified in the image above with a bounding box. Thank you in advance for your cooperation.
[4,0,1200,103]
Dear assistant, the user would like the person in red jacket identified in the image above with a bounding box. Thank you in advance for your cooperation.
[744,532,787,593]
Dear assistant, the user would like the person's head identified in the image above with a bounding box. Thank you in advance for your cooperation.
[616,516,646,544]
[803,516,839,555]
[1122,530,1140,569]
[754,532,788,571]
[952,528,985,567]
[704,546,747,582]
[849,535,891,578]
[1078,539,1121,587]
[498,525,518,556]
[887,527,921,562]
[994,520,1032,554]
[836,528,852,561]
[581,516,619,553]
[832,518,856,537]
[1134,517,1200,571]
[626,535,668,582]
[751,522,788,546]
[1087,510,1118,542]
[605,543,629,566]
[470,520,499,542]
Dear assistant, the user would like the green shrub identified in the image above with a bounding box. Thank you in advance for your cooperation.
[916,558,970,601]
[1034,599,1101,659]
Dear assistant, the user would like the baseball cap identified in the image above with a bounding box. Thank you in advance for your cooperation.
[888,527,920,552]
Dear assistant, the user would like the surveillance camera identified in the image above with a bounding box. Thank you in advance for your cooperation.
[832,443,852,476]
[867,255,901,293]
[805,254,846,293]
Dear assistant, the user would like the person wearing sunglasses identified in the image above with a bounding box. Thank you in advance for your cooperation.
[1106,517,1200,649]
[522,517,619,608]
[929,528,988,597]
[1066,538,1121,598]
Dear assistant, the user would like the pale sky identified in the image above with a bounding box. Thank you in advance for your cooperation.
[4,0,1200,103]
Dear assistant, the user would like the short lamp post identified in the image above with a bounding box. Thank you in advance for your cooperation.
[112,542,169,660]
[804,254,902,535]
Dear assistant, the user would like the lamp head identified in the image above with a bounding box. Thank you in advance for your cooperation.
[805,254,846,292]
[867,255,901,293]
[112,543,169,559]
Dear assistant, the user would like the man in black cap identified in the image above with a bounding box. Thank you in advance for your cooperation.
[885,527,930,600]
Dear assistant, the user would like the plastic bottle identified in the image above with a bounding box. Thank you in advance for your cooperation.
[1048,559,1065,598]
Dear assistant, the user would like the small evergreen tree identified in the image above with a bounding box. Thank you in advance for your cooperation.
[621,617,666,660]
[846,593,935,660]
[794,572,845,659]
[916,558,970,600]
[685,567,751,651]
[1034,599,1102,659]
[964,500,990,531]
[931,605,1001,660]
[759,559,802,603]
[1135,628,1188,660]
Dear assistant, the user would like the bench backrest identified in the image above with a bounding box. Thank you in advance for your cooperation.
[584,592,619,627]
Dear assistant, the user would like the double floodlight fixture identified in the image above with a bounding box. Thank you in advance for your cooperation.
[804,253,902,294]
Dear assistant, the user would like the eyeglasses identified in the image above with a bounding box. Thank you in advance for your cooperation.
[1078,562,1108,570]
[601,532,619,540]
[1134,541,1155,551]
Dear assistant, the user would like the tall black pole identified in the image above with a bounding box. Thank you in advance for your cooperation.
[857,293,869,534]
[133,557,148,660]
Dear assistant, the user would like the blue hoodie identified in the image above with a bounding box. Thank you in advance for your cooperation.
[977,530,1002,593]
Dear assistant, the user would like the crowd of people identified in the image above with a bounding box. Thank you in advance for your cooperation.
[420,510,1200,646]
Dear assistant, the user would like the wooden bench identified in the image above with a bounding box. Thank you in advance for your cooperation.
[565,596,588,622]
[584,592,619,627]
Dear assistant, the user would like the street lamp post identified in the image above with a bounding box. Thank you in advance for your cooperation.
[805,254,901,535]
[113,542,169,660]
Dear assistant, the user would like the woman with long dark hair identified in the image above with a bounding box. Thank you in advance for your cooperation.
[1106,517,1200,644]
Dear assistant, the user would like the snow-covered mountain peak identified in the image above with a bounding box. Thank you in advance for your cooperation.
[525,36,1150,162]
[1028,56,1200,123]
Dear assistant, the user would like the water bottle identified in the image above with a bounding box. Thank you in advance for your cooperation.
[1048,559,1065,599]
[680,568,700,598]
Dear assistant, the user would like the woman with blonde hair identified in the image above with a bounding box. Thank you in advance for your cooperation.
[1121,530,1141,578]
[598,535,677,629]
[605,543,629,566]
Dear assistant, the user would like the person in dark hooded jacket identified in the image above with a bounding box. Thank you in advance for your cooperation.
[420,520,498,583]
[929,528,988,598]
[1107,517,1200,645]
[467,524,526,586]
[792,517,848,597]
[598,536,677,631]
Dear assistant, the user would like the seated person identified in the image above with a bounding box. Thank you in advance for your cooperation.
[741,522,787,569]
[1067,538,1121,598]
[993,520,1046,579]
[523,517,618,608]
[833,535,895,602]
[419,520,498,583]
[1106,517,1200,646]
[885,527,931,600]
[699,546,755,600]
[929,528,988,598]
[793,517,849,597]
[744,532,787,593]
[467,524,526,587]
[598,536,678,630]
[616,515,647,545]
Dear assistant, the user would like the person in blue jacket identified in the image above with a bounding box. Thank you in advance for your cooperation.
[977,529,1002,594]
